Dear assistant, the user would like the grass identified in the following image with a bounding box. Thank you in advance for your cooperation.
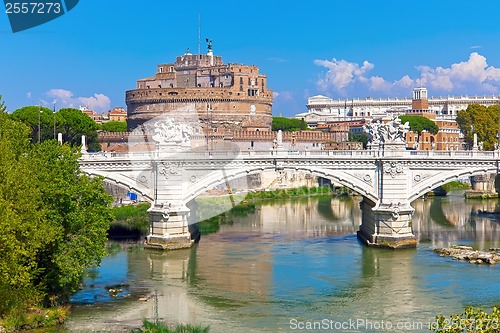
[132,320,210,333]
[0,305,70,332]
[108,203,150,239]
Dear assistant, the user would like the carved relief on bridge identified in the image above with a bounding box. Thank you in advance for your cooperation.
[384,161,405,178]
[353,173,374,187]
[412,172,433,186]
[158,162,181,179]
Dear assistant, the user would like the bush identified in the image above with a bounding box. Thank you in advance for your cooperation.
[132,320,210,333]
[430,306,500,332]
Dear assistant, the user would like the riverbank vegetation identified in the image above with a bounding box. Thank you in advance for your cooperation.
[0,107,113,331]
[425,181,471,197]
[244,185,339,201]
[109,203,150,240]
[430,306,500,332]
[132,320,210,333]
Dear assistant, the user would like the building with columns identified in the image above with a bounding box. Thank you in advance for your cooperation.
[296,88,500,128]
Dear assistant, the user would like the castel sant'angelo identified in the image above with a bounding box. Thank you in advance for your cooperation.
[126,40,273,132]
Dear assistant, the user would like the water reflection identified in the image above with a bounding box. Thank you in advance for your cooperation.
[413,192,500,249]
[65,194,500,332]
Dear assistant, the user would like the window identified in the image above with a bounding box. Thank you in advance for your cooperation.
[239,77,243,84]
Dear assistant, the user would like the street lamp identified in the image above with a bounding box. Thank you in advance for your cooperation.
[38,105,41,143]
[53,103,56,139]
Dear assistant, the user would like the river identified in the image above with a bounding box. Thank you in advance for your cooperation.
[60,192,500,332]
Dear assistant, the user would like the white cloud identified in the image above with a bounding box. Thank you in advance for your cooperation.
[274,91,294,101]
[46,89,111,113]
[26,92,32,100]
[314,58,374,92]
[313,52,500,96]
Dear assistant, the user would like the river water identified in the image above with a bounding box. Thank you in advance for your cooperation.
[61,192,500,332]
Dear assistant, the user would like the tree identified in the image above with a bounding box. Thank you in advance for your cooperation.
[456,104,499,150]
[10,106,56,143]
[11,106,102,151]
[0,110,113,319]
[29,141,113,303]
[272,117,308,131]
[101,121,127,132]
[56,108,101,151]
[348,132,368,148]
[0,95,6,113]
[398,115,439,144]
[0,113,51,315]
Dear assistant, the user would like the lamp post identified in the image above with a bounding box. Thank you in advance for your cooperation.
[53,103,56,139]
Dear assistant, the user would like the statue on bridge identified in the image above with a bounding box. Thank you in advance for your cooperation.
[151,117,194,148]
[364,117,410,146]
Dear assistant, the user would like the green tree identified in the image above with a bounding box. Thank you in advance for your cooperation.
[0,95,6,113]
[0,113,53,315]
[10,106,57,143]
[0,110,113,321]
[272,117,308,131]
[101,121,127,132]
[456,104,499,150]
[29,141,113,303]
[348,132,368,148]
[57,108,101,151]
[11,106,101,151]
[398,115,439,144]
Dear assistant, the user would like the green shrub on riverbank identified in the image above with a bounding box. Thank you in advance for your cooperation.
[245,185,335,200]
[132,320,210,333]
[441,181,470,192]
[430,306,500,332]
[109,203,150,239]
[1,305,69,331]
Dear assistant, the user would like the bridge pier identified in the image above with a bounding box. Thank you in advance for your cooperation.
[358,199,416,249]
[146,203,194,250]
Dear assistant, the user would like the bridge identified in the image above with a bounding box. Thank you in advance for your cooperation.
[79,142,500,250]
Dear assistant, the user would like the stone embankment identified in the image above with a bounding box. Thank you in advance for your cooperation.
[434,246,500,265]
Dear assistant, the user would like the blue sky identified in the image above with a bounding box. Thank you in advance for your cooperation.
[2,0,500,116]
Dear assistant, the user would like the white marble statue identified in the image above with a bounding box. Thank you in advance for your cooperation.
[364,117,410,144]
[151,118,193,146]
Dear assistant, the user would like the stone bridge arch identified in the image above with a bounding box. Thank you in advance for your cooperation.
[183,165,379,205]
[408,166,498,202]
[84,169,154,203]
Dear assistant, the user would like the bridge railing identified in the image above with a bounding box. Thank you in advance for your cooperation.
[80,149,500,161]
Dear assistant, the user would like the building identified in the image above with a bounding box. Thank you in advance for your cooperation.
[126,43,273,132]
[404,88,462,150]
[296,88,500,128]
[108,107,127,122]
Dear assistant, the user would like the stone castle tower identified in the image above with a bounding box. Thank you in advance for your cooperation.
[126,43,273,132]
